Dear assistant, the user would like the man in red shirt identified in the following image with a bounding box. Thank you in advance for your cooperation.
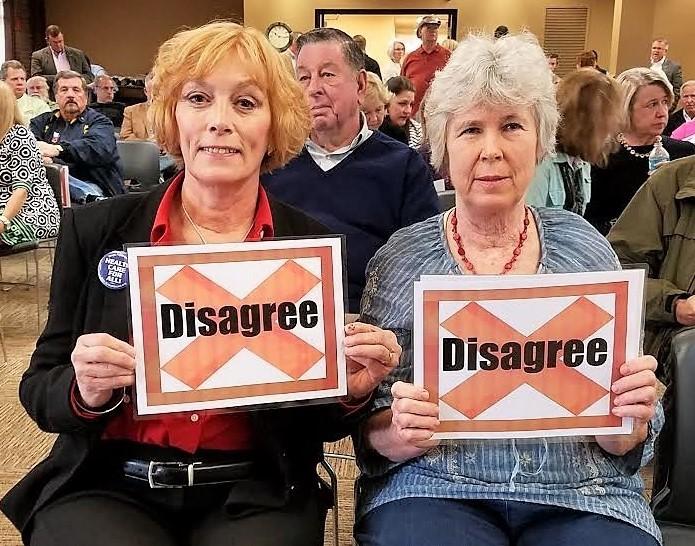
[401,15,451,116]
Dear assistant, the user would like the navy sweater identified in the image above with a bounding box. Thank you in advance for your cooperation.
[262,132,438,311]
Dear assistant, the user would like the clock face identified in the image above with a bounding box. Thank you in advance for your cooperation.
[267,23,291,51]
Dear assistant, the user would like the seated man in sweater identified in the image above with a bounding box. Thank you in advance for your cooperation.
[263,28,438,312]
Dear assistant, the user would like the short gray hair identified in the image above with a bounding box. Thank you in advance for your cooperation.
[425,32,558,174]
[53,70,88,94]
[616,67,674,132]
[296,28,365,72]
[681,80,695,94]
[94,74,116,88]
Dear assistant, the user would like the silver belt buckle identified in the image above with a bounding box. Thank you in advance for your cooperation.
[147,461,201,488]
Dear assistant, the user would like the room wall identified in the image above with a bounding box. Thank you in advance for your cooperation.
[44,0,243,75]
[610,0,655,75]
[243,0,615,69]
[652,0,695,83]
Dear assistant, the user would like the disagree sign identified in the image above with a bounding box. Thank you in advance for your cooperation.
[413,270,645,439]
[127,238,346,415]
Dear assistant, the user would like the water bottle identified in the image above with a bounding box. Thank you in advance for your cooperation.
[648,139,670,175]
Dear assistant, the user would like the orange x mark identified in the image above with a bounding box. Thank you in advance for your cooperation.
[440,297,613,419]
[156,261,323,389]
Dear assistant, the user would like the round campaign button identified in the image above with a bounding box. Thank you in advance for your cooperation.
[98,250,129,290]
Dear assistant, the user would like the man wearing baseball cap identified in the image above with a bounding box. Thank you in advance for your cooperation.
[401,15,451,115]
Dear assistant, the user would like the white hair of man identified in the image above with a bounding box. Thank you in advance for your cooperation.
[680,79,695,94]
[616,67,674,132]
[424,32,559,174]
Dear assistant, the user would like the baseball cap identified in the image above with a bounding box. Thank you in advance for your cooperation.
[417,15,442,38]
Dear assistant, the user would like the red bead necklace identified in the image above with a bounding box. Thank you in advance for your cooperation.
[450,207,531,274]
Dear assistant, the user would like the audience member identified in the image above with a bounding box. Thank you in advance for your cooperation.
[355,32,662,546]
[283,31,302,73]
[664,80,695,135]
[262,28,438,312]
[401,15,451,115]
[0,82,59,245]
[608,155,695,500]
[649,38,682,104]
[576,50,598,69]
[592,49,608,74]
[30,70,125,203]
[379,76,423,149]
[353,35,382,80]
[382,40,405,81]
[31,25,94,87]
[440,38,458,52]
[0,22,399,546]
[119,72,176,178]
[361,72,390,130]
[527,69,623,214]
[0,61,50,124]
[89,74,125,128]
[547,52,561,84]
[585,68,695,234]
[26,75,57,109]
[493,24,509,38]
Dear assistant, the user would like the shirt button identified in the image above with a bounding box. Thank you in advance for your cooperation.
[190,413,199,422]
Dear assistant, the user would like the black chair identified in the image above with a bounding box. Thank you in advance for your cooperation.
[438,190,455,212]
[117,140,161,191]
[652,327,695,545]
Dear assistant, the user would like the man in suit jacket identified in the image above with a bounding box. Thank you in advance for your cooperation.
[31,25,94,87]
[665,80,695,136]
[650,38,683,105]
[120,73,153,140]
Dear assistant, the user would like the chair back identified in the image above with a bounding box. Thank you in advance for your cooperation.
[653,327,695,528]
[438,190,455,212]
[44,164,71,210]
[116,140,160,190]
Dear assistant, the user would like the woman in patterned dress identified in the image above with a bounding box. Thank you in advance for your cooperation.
[0,81,59,245]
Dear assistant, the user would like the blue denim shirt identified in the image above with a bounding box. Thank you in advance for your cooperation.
[526,153,592,215]
[356,207,663,544]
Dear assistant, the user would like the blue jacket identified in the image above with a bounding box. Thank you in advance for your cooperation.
[30,108,125,196]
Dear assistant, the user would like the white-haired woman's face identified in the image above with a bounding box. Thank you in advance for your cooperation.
[446,103,537,213]
[391,43,405,63]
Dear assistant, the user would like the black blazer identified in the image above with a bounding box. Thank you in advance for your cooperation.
[665,109,688,136]
[0,182,362,536]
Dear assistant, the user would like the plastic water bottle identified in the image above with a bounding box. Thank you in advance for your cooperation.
[648,139,670,175]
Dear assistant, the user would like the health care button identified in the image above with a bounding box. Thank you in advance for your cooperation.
[98,250,129,290]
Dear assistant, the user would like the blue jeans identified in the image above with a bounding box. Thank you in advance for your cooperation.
[69,175,105,204]
[354,498,659,546]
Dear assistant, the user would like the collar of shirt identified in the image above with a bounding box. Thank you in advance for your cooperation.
[415,44,442,56]
[305,112,373,171]
[51,48,71,71]
[650,57,666,69]
[684,110,692,123]
[150,171,274,244]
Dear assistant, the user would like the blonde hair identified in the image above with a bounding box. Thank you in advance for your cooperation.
[149,21,310,172]
[617,67,674,133]
[363,72,391,107]
[0,82,23,140]
[556,69,623,167]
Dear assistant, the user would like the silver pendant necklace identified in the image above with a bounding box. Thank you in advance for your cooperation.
[181,199,255,244]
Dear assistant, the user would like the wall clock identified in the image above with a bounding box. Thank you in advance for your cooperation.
[266,22,292,52]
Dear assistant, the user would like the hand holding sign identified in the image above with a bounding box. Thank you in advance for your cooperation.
[596,355,658,456]
[344,322,401,401]
[391,381,440,453]
[71,333,135,408]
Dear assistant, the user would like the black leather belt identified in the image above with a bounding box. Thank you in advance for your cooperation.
[123,459,255,488]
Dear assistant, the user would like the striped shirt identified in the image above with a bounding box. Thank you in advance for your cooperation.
[356,207,663,543]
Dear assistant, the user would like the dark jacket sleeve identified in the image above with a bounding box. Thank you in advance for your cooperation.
[30,51,43,78]
[19,208,107,434]
[74,49,95,84]
[29,113,47,141]
[58,114,117,168]
[399,149,439,228]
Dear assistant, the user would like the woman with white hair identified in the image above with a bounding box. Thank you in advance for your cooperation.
[585,68,695,234]
[354,33,662,546]
[382,40,405,81]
